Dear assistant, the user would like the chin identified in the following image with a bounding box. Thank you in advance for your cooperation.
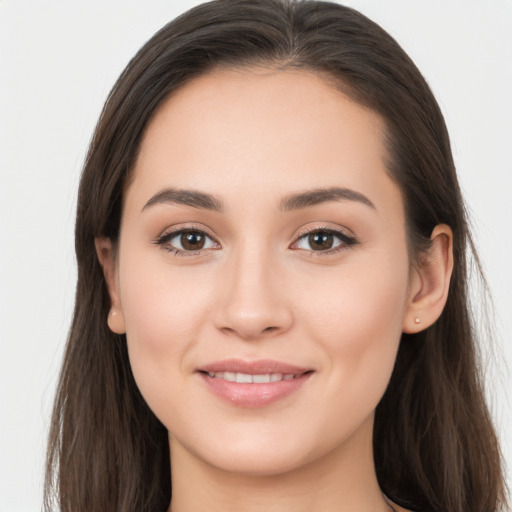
[204,447,310,477]
[174,425,338,478]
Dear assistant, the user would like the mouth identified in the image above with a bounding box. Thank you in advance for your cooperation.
[202,371,301,383]
[197,359,314,408]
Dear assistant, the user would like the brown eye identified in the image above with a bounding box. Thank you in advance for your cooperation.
[291,228,358,254]
[155,228,219,255]
[181,231,206,250]
[308,232,334,251]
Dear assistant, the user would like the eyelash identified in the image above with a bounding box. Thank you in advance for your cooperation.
[153,225,358,257]
[152,226,219,257]
[292,226,359,256]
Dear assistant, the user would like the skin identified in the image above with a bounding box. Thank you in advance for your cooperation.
[97,67,453,512]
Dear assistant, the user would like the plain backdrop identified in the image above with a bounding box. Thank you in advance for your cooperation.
[0,1,511,510]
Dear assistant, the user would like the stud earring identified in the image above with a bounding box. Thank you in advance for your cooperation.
[414,317,421,325]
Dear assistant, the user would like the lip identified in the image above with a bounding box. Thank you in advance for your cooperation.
[197,359,313,408]
[199,359,310,375]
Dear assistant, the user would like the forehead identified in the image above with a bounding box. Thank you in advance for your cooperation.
[127,66,401,219]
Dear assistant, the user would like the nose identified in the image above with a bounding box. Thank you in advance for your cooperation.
[213,245,293,341]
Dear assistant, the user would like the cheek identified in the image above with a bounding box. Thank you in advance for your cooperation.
[117,251,214,409]
[321,268,407,353]
[298,250,409,408]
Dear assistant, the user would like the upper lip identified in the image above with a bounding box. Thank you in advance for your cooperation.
[198,359,311,375]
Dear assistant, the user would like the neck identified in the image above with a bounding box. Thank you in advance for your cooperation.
[168,415,393,512]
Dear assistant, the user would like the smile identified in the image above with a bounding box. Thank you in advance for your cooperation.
[206,372,297,383]
[198,359,313,408]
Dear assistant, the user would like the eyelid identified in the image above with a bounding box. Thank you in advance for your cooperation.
[293,224,355,240]
[290,225,359,255]
[155,222,218,241]
[152,222,358,257]
[152,223,221,256]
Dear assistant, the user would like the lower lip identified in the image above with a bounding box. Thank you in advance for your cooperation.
[200,373,312,408]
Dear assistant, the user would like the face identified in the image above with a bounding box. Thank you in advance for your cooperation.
[105,67,418,476]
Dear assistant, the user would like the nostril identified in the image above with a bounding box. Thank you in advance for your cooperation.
[219,324,282,340]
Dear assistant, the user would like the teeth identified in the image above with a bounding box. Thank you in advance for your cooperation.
[236,373,252,383]
[207,372,296,383]
[252,374,271,383]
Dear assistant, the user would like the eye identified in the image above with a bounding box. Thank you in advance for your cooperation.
[291,228,358,254]
[154,228,220,255]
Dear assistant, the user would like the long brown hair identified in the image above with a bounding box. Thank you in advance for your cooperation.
[44,1,507,511]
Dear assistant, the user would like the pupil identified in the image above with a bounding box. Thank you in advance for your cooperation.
[181,232,204,250]
[309,232,333,250]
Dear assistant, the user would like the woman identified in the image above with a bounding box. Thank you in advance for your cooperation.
[44,1,507,511]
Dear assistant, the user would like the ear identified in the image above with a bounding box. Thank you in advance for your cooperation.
[403,224,454,333]
[95,237,126,334]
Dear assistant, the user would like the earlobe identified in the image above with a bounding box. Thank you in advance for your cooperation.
[107,307,126,335]
[95,237,126,334]
[403,224,454,334]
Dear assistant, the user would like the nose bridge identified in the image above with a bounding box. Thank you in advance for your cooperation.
[214,238,293,339]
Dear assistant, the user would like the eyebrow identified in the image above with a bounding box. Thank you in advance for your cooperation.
[142,188,224,212]
[279,187,376,211]
[141,186,375,213]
